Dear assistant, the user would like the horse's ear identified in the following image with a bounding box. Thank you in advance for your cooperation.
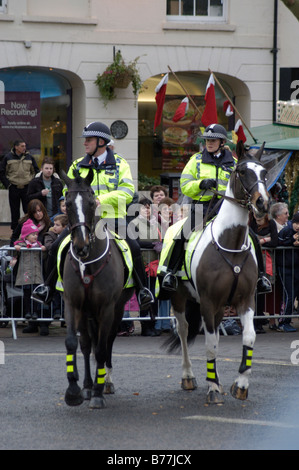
[253,142,265,162]
[60,170,72,187]
[236,140,245,161]
[83,168,94,188]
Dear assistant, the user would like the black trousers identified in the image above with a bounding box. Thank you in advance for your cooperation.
[9,185,29,230]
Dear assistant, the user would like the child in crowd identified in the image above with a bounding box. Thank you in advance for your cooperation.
[51,196,67,221]
[44,214,68,319]
[11,219,46,320]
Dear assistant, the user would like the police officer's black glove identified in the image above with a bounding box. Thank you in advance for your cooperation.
[199,178,217,190]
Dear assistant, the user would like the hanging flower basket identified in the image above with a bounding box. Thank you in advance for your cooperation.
[114,71,133,89]
[95,50,144,107]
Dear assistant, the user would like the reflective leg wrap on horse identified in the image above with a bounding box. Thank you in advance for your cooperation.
[65,350,84,406]
[89,367,107,409]
[230,346,253,401]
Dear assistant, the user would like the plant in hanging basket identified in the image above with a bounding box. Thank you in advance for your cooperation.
[95,51,144,107]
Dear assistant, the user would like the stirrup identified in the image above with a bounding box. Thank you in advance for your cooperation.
[161,272,178,292]
[138,287,154,311]
[257,276,272,295]
[31,284,52,305]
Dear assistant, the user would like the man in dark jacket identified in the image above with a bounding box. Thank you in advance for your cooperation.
[277,212,299,332]
[27,156,63,218]
[0,140,39,230]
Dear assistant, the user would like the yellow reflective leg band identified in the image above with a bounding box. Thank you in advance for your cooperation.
[246,348,253,367]
[66,354,74,373]
[207,361,216,381]
[97,368,106,385]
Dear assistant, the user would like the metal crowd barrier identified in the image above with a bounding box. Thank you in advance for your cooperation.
[1,245,299,339]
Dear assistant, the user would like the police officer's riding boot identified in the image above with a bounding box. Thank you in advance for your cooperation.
[249,228,272,295]
[161,236,185,292]
[133,255,154,311]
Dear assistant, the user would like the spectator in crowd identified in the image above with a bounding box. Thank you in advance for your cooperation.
[10,199,52,247]
[154,197,180,334]
[270,202,289,233]
[269,202,290,325]
[276,212,299,332]
[11,219,47,334]
[131,197,162,336]
[249,212,278,333]
[150,185,168,221]
[27,156,63,220]
[51,196,67,222]
[0,140,39,230]
[44,214,68,320]
[9,200,51,334]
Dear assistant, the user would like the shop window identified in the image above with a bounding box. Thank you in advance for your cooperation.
[138,72,233,184]
[166,0,227,21]
[0,67,71,174]
[0,0,7,13]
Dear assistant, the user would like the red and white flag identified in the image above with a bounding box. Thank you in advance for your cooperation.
[201,74,218,127]
[154,73,168,130]
[223,100,234,117]
[172,97,189,122]
[234,119,247,143]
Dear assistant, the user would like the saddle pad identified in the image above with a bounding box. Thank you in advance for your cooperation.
[56,232,134,292]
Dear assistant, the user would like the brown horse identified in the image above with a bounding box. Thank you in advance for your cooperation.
[61,169,133,409]
[165,142,269,404]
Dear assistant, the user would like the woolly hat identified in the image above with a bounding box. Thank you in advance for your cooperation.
[292,212,299,224]
[21,219,39,240]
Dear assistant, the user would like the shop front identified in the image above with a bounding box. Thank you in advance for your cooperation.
[0,66,73,174]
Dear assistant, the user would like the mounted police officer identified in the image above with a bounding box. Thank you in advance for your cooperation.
[32,121,154,310]
[161,123,271,295]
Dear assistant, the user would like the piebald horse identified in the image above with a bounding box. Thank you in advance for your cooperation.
[167,142,269,404]
[61,169,133,409]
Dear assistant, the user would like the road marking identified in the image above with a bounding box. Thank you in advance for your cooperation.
[182,415,299,428]
[3,352,294,367]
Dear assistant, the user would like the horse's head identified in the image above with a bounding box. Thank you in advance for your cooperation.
[233,141,269,217]
[61,169,96,259]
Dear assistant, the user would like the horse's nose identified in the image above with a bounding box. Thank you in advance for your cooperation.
[75,244,89,259]
[256,195,269,213]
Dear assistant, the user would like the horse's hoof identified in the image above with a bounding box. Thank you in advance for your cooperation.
[230,382,248,401]
[82,388,92,400]
[65,386,84,407]
[104,382,115,394]
[181,377,197,390]
[206,390,225,405]
[89,396,106,409]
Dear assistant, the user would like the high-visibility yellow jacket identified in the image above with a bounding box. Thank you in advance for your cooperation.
[180,148,236,202]
[65,147,135,219]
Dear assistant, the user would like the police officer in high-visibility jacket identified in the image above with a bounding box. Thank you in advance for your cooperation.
[32,122,154,310]
[161,123,271,295]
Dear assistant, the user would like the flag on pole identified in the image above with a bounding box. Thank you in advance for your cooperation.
[234,119,247,143]
[172,97,189,122]
[201,74,218,127]
[223,100,234,117]
[154,74,168,130]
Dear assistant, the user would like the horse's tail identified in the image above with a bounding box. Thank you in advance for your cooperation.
[163,300,201,353]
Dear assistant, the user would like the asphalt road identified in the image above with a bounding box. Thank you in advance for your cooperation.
[1,322,299,452]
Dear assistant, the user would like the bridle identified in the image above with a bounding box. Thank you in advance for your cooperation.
[209,160,268,211]
[66,187,111,285]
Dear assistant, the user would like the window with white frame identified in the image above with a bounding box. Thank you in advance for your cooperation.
[166,0,227,22]
[0,0,7,13]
